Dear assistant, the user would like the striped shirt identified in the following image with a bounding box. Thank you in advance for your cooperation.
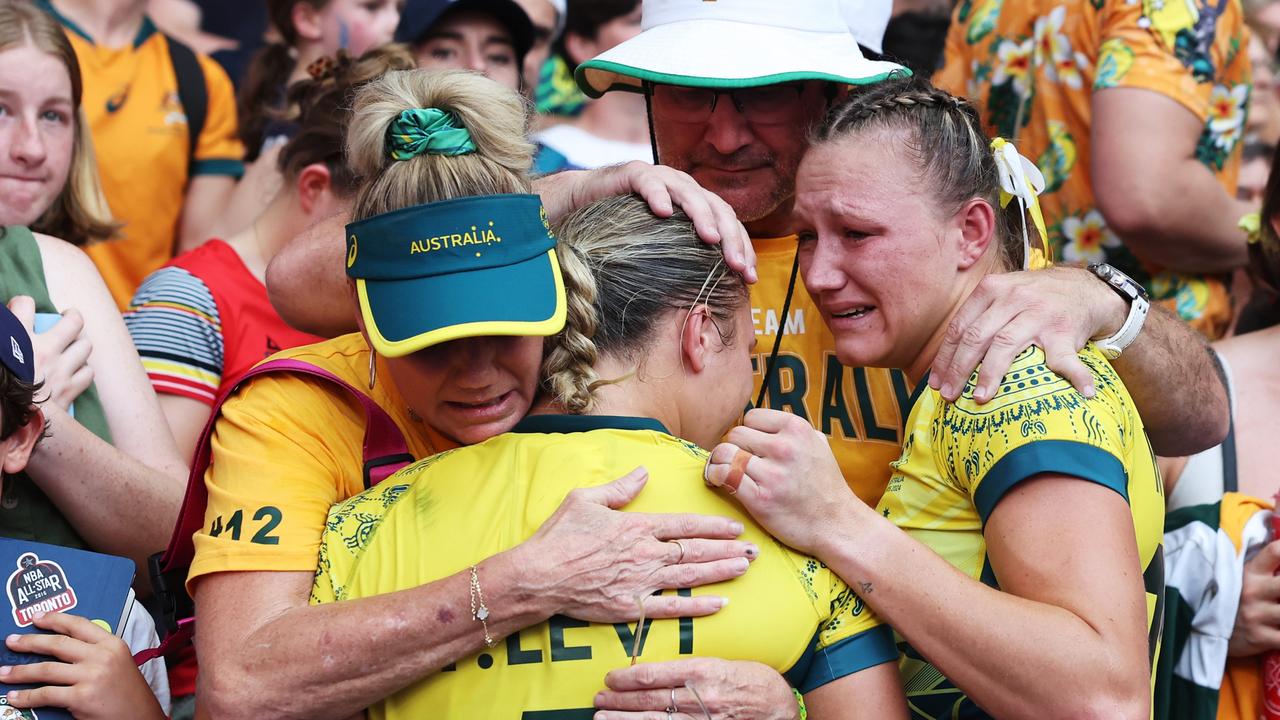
[125,238,321,405]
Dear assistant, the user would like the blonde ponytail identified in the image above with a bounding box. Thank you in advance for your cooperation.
[346,69,535,221]
[546,195,750,413]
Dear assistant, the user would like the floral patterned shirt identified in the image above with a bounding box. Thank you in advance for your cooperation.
[936,0,1251,338]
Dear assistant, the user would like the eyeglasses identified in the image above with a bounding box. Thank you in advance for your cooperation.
[648,83,808,125]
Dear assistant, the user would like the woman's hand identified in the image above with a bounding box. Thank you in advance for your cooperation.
[534,163,757,283]
[518,467,759,623]
[7,296,93,411]
[705,409,862,557]
[0,612,166,720]
[593,658,798,720]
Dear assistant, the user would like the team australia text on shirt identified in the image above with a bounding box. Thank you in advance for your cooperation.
[752,306,806,337]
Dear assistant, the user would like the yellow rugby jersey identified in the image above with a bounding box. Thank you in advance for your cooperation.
[878,346,1165,719]
[39,2,245,308]
[752,236,908,506]
[311,415,896,719]
[188,333,455,594]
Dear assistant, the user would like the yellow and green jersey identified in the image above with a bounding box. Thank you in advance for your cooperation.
[312,415,895,720]
[878,346,1165,719]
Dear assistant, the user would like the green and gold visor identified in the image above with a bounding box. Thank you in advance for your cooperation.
[345,194,566,357]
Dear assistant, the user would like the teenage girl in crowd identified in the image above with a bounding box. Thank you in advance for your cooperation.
[311,191,907,718]
[217,0,401,236]
[0,0,187,574]
[685,77,1162,719]
[0,1,186,712]
[190,69,755,718]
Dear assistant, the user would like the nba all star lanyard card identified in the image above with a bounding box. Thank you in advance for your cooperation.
[0,538,134,720]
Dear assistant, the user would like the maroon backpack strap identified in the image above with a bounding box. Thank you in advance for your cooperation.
[158,357,411,574]
[133,616,193,666]
[144,357,413,663]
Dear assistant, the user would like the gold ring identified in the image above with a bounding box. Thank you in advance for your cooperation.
[671,539,686,564]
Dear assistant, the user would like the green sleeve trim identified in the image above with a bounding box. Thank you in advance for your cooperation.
[191,158,245,178]
[974,440,1128,524]
[792,625,897,694]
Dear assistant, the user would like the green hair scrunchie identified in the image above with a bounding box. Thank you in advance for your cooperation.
[386,108,476,161]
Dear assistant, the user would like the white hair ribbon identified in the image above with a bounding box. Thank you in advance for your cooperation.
[991,137,1051,270]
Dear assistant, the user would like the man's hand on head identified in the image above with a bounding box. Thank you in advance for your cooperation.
[929,266,1126,403]
[534,163,758,282]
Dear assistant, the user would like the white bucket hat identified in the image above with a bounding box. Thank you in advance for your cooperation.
[843,0,893,56]
[576,0,905,98]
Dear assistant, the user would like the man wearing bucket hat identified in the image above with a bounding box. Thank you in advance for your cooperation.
[579,0,1231,713]
[576,0,1228,496]
[396,0,536,89]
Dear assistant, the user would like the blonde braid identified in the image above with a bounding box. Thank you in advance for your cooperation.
[541,241,601,413]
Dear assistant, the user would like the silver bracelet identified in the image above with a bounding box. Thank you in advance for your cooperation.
[469,564,496,647]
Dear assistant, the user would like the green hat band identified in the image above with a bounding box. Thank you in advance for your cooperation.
[345,194,555,281]
[386,108,477,160]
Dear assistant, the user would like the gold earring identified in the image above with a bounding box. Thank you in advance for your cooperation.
[368,351,377,390]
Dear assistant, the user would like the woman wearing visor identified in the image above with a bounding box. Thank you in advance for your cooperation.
[191,69,755,719]
[312,191,907,719]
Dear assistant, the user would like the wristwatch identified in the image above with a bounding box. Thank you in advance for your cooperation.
[1086,263,1150,360]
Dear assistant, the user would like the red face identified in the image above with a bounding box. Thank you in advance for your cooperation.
[0,43,75,228]
[793,133,971,376]
[650,81,829,230]
[385,335,543,445]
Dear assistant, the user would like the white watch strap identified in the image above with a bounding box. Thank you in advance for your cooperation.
[1094,293,1149,359]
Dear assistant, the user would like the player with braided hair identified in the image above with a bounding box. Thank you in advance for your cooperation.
[192,70,760,718]
[543,196,745,414]
[537,239,599,414]
[707,75,1164,720]
[311,194,908,719]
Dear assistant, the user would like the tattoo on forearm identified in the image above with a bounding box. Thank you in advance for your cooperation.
[859,582,873,595]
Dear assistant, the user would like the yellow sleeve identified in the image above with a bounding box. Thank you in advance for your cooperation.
[191,52,244,176]
[1093,0,1213,122]
[188,374,369,593]
[943,347,1134,523]
[310,481,413,604]
[788,563,897,694]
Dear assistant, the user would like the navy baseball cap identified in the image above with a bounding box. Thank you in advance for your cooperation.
[0,306,34,384]
[396,0,535,66]
[345,193,566,357]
